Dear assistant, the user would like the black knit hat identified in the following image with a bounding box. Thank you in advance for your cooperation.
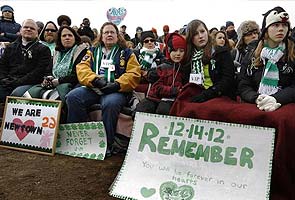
[260,6,290,40]
[140,31,155,43]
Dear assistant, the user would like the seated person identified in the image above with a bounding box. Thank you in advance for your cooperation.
[65,22,141,155]
[238,6,295,111]
[0,19,51,103]
[135,33,186,115]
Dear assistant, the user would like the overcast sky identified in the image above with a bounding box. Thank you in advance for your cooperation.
[2,0,294,36]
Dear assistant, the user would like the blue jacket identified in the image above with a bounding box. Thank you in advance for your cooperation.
[0,17,21,42]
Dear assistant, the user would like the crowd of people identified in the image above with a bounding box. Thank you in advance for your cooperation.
[1,4,295,158]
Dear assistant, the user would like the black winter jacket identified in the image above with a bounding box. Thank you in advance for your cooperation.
[238,54,295,105]
[0,37,52,88]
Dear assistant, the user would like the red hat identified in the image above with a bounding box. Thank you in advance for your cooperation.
[165,33,186,60]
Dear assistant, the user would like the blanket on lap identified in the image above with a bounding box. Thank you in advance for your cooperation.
[170,83,295,200]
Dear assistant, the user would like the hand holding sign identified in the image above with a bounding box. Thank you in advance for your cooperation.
[106,7,127,25]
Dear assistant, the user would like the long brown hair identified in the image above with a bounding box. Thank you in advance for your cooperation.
[185,19,212,65]
[92,22,127,49]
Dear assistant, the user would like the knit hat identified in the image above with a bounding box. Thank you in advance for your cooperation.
[236,20,260,48]
[163,25,169,32]
[140,31,155,43]
[165,33,186,60]
[226,21,234,29]
[136,26,143,32]
[1,5,13,12]
[260,6,290,39]
[57,15,71,26]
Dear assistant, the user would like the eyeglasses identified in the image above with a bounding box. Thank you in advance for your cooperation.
[143,39,155,44]
[45,29,57,32]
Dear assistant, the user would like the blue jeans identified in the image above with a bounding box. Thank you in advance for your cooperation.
[66,87,127,146]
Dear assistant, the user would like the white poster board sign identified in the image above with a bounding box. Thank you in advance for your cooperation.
[0,96,61,155]
[56,122,107,160]
[110,112,275,200]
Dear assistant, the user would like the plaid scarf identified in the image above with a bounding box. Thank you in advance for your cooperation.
[52,45,77,78]
[258,43,285,95]
[139,47,159,70]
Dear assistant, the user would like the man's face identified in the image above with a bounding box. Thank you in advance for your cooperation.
[2,10,13,19]
[44,23,57,43]
[20,20,38,42]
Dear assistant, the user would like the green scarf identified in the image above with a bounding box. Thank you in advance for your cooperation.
[139,47,159,70]
[191,48,204,74]
[93,44,120,82]
[258,43,285,95]
[52,45,77,78]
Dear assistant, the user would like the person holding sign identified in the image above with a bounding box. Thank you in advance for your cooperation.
[66,22,141,155]
[238,6,295,111]
[135,33,186,115]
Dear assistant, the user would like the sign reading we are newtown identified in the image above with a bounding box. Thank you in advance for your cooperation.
[0,97,61,155]
[110,112,275,200]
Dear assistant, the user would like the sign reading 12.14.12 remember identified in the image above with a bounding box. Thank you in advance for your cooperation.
[110,112,275,200]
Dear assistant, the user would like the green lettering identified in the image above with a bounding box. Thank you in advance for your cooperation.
[195,144,210,161]
[240,147,254,169]
[138,123,159,152]
[171,139,186,156]
[210,146,223,163]
[158,137,170,155]
[224,147,237,165]
[185,141,197,158]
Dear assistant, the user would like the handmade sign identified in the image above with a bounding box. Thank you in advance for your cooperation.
[56,122,107,160]
[106,7,127,25]
[0,96,61,155]
[110,112,275,200]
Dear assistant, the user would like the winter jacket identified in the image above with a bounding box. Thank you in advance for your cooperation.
[76,46,141,93]
[238,54,295,105]
[0,37,52,88]
[0,17,21,42]
[184,46,236,100]
[147,60,184,102]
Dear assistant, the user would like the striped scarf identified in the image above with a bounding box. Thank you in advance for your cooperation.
[258,43,285,95]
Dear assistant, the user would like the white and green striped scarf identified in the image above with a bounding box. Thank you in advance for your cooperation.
[258,43,285,95]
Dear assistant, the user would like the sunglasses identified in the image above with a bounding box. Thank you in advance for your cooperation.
[143,39,155,44]
[45,29,57,32]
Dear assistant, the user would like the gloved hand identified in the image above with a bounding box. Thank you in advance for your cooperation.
[92,77,107,89]
[256,94,281,111]
[261,102,281,112]
[101,82,120,94]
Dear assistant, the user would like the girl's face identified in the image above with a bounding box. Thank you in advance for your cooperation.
[267,22,289,48]
[192,24,208,49]
[170,48,185,63]
[61,28,75,48]
[215,32,226,47]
